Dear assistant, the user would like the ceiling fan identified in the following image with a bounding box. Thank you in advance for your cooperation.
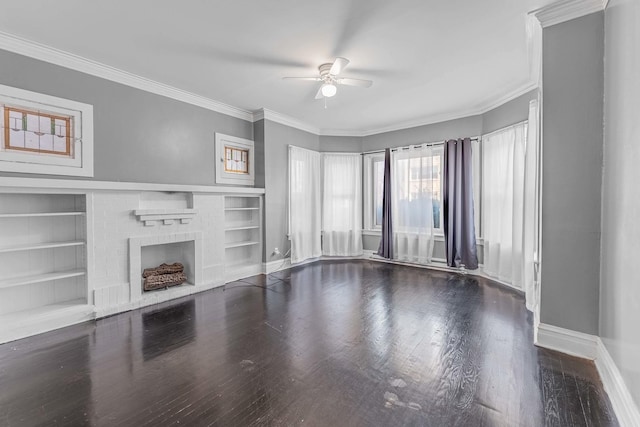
[283,57,373,99]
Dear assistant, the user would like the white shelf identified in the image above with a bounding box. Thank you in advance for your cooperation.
[225,225,260,231]
[0,298,94,344]
[225,241,260,249]
[0,269,86,290]
[0,240,85,254]
[224,207,260,211]
[0,212,85,218]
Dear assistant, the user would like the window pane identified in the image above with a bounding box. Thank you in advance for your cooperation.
[432,154,441,229]
[393,151,442,230]
[224,146,249,174]
[4,108,71,156]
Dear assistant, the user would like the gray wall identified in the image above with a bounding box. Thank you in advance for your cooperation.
[540,12,604,335]
[482,90,538,134]
[363,115,483,152]
[600,0,640,406]
[319,135,362,152]
[0,49,253,185]
[262,120,319,262]
[253,120,265,189]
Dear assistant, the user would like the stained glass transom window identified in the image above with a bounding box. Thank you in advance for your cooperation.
[224,146,249,174]
[3,107,71,156]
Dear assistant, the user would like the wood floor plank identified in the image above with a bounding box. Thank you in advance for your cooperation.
[0,260,618,426]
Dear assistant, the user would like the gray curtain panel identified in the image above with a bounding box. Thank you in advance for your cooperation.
[377,148,393,259]
[443,138,478,269]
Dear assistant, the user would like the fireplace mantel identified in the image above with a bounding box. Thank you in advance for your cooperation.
[134,209,198,226]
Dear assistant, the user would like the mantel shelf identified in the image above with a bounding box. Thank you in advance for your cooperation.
[133,209,197,226]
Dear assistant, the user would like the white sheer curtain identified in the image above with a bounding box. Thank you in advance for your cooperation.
[391,145,438,264]
[322,153,363,256]
[482,122,527,286]
[289,145,322,264]
[523,99,539,311]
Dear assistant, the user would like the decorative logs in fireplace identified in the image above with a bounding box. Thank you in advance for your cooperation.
[143,262,187,291]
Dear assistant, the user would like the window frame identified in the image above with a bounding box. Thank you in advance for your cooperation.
[364,147,451,237]
[215,133,255,186]
[0,84,93,177]
[363,152,385,232]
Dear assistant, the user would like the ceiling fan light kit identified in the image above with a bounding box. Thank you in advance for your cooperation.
[321,83,337,98]
[283,57,373,101]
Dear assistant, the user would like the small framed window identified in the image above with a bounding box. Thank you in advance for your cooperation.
[4,107,72,156]
[215,133,254,186]
[0,84,93,177]
[223,146,249,174]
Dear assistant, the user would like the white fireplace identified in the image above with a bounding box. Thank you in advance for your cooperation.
[129,232,203,302]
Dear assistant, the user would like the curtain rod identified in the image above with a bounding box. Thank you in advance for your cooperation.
[361,137,480,156]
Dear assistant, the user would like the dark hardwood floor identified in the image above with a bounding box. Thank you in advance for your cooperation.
[0,260,617,426]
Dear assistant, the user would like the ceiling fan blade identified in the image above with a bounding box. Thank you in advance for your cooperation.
[315,87,324,99]
[330,57,350,75]
[283,77,322,82]
[336,78,373,88]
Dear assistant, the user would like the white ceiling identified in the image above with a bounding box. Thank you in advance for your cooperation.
[0,0,551,134]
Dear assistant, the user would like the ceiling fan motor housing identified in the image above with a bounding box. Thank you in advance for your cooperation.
[319,63,334,81]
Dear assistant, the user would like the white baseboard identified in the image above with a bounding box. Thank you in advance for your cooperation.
[535,322,599,359]
[362,250,377,258]
[263,252,375,275]
[362,253,524,293]
[225,264,263,283]
[595,338,640,427]
[263,258,292,274]
[535,323,640,425]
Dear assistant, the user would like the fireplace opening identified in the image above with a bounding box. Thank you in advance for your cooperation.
[141,241,195,292]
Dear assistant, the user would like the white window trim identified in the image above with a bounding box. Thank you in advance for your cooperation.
[215,133,254,186]
[363,152,384,232]
[0,84,93,177]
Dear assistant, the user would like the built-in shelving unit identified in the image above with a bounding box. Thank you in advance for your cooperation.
[0,212,86,218]
[224,196,263,282]
[0,193,92,343]
[0,240,85,254]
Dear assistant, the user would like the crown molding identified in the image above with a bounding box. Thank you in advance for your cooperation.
[320,81,538,137]
[0,30,539,139]
[254,109,320,135]
[531,0,606,28]
[318,129,366,137]
[477,81,539,116]
[0,31,254,122]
